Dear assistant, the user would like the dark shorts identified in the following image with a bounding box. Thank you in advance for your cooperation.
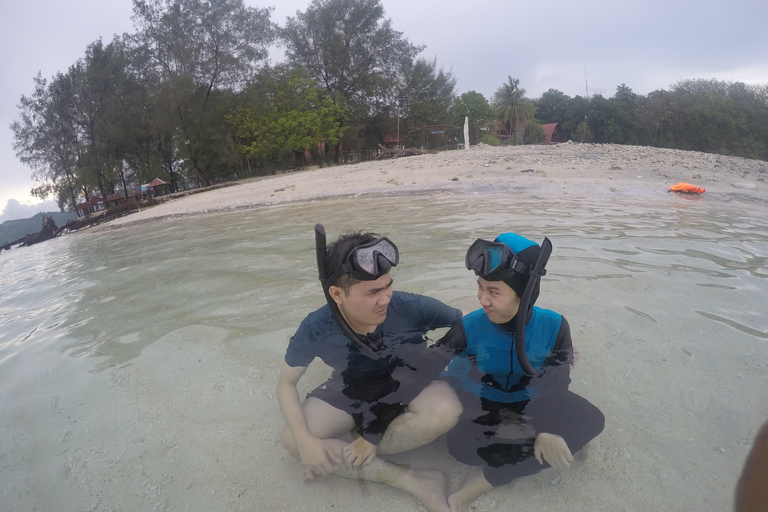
[306,372,431,428]
[447,388,605,487]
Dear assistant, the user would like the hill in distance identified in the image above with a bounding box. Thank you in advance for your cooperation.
[0,211,77,246]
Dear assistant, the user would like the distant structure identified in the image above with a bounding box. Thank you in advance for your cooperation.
[542,123,566,144]
[75,196,105,217]
[139,178,171,199]
[382,133,402,149]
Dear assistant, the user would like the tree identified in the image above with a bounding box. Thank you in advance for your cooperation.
[132,0,275,185]
[71,38,145,202]
[535,89,570,124]
[492,76,535,144]
[12,72,84,213]
[282,0,422,155]
[397,57,456,127]
[450,91,496,144]
[230,67,346,168]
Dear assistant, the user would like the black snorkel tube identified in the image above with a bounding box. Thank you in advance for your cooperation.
[315,224,364,345]
[514,237,553,377]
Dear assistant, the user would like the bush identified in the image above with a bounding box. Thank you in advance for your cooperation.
[524,120,546,144]
[480,133,501,146]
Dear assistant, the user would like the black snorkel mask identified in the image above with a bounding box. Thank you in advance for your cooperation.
[314,224,399,349]
[466,236,553,377]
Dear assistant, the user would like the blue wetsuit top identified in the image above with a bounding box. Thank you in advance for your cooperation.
[439,306,572,404]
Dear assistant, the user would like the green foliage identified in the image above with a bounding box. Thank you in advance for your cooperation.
[133,0,274,185]
[524,119,546,144]
[574,121,593,143]
[535,89,570,124]
[493,76,536,143]
[602,119,623,143]
[282,0,422,130]
[230,68,346,167]
[398,58,456,126]
[480,133,501,146]
[451,91,496,144]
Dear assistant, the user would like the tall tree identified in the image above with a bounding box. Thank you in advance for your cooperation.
[282,0,422,155]
[397,58,456,127]
[12,73,84,213]
[492,76,535,143]
[132,0,274,185]
[534,89,571,124]
[72,38,143,202]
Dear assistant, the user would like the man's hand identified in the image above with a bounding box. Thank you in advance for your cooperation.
[342,436,377,469]
[297,435,342,476]
[534,432,574,471]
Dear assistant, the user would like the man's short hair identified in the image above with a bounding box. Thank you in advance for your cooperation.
[326,230,384,294]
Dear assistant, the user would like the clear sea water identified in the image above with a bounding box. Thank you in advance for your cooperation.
[1,193,766,511]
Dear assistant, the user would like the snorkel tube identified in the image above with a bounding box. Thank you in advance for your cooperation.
[515,237,553,377]
[314,223,365,344]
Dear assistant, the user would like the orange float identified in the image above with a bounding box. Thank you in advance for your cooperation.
[669,182,706,194]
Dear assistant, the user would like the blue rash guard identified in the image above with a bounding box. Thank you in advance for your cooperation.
[437,306,604,488]
[440,306,572,404]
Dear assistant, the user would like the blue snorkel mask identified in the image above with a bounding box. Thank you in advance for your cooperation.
[466,234,552,377]
[465,239,534,281]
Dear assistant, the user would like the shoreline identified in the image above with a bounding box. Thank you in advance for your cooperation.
[91,143,767,231]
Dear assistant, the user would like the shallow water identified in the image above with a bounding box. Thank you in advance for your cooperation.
[1,193,766,511]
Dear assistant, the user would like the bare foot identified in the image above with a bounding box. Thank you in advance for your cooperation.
[447,492,470,512]
[410,469,451,512]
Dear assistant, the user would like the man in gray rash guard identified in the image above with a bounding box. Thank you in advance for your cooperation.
[277,229,464,512]
[438,232,604,512]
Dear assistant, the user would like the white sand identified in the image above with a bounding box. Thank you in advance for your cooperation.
[104,143,768,228]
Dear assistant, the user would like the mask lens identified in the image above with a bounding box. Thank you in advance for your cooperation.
[466,239,513,276]
[353,238,399,275]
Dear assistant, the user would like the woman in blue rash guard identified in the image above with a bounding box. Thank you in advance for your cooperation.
[437,232,605,512]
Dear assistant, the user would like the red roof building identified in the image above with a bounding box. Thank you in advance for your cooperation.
[542,123,566,143]
[75,196,105,216]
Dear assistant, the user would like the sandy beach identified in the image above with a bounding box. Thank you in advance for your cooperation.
[4,143,767,512]
[104,143,768,228]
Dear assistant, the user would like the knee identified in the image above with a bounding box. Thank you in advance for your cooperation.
[423,395,463,433]
[587,404,606,437]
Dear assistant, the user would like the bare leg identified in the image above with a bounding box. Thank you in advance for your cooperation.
[378,380,463,454]
[280,398,450,512]
[323,438,451,512]
[447,466,493,512]
[280,397,356,452]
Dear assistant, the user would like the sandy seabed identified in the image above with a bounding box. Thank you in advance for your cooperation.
[6,143,768,512]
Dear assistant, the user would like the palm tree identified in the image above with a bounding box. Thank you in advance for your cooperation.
[492,76,535,143]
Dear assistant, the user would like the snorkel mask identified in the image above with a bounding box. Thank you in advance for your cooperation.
[466,233,552,376]
[315,224,399,349]
[465,238,533,281]
[322,236,399,288]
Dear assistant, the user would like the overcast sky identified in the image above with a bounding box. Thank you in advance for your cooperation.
[1,0,766,220]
